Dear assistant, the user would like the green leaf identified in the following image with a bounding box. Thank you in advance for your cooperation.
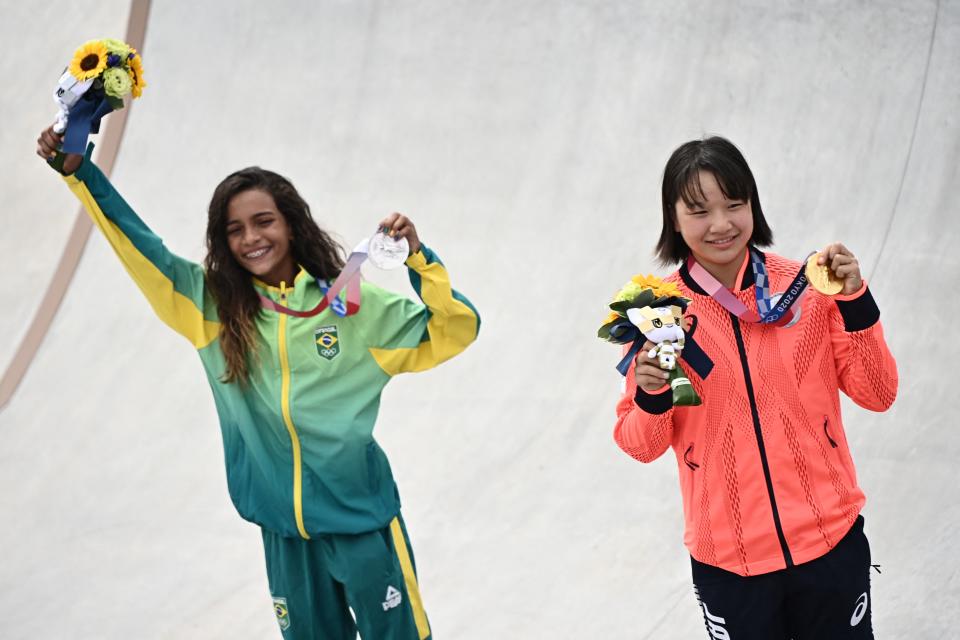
[609,289,655,313]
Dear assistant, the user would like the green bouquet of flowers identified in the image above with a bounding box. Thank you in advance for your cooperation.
[53,38,146,155]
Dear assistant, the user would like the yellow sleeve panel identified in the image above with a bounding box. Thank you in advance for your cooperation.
[369,248,479,376]
[65,175,220,350]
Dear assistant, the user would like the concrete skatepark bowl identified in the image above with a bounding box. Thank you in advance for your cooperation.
[1,1,957,638]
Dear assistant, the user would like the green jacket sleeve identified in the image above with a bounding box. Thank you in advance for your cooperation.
[61,153,219,349]
[365,244,480,375]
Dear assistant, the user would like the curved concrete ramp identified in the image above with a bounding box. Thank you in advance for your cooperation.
[1,2,957,638]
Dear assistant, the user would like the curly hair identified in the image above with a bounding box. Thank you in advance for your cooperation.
[204,167,345,383]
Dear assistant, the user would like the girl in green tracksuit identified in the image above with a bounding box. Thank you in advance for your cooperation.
[37,127,480,640]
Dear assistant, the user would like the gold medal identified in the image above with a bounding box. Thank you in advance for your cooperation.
[805,253,843,295]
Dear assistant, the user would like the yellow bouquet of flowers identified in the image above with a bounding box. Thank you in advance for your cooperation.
[598,274,712,407]
[53,38,146,154]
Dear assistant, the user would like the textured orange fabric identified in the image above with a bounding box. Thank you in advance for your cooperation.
[614,253,898,576]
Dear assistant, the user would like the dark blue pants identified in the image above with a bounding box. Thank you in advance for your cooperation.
[692,516,874,639]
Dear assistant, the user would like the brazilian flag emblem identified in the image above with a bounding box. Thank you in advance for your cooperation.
[315,325,340,361]
[272,596,290,631]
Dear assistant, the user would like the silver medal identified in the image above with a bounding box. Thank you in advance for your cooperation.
[367,231,409,270]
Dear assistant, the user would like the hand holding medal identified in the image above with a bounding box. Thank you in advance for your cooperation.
[321,214,417,316]
[806,243,863,296]
[258,213,420,319]
[371,212,419,269]
[368,232,409,270]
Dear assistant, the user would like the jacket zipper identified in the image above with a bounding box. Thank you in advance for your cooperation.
[278,284,310,540]
[730,314,793,567]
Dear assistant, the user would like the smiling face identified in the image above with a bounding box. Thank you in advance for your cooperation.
[225,189,296,287]
[674,170,754,287]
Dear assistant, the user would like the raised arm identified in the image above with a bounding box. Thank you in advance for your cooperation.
[37,126,219,349]
[829,286,898,411]
[815,242,898,411]
[356,214,479,375]
[364,244,480,376]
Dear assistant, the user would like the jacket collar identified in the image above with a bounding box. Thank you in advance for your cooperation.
[251,265,310,296]
[679,248,765,294]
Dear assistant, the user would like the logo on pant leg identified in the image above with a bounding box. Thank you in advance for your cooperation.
[850,592,868,626]
[273,596,291,631]
[382,585,402,611]
[694,587,731,640]
[701,602,731,640]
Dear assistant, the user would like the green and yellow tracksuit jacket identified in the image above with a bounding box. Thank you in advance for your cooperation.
[62,156,480,539]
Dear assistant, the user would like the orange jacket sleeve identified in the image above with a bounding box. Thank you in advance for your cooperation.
[829,284,899,411]
[612,350,676,463]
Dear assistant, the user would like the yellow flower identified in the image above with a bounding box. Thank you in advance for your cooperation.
[654,280,683,298]
[69,40,108,81]
[630,273,664,291]
[602,310,621,326]
[127,51,146,98]
[630,273,681,299]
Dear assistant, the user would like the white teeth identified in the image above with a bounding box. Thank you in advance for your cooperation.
[245,248,269,258]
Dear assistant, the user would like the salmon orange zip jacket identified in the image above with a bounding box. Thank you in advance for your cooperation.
[614,251,897,576]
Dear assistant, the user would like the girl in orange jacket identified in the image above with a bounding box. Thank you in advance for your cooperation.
[614,136,897,639]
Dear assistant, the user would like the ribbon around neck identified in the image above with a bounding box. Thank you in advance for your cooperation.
[686,249,811,326]
[258,238,370,318]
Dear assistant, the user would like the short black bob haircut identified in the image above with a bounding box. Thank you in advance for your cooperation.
[655,136,773,265]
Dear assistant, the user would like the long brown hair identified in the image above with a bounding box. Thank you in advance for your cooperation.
[204,167,345,383]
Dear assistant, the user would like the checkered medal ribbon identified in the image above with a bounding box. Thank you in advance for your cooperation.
[686,249,811,326]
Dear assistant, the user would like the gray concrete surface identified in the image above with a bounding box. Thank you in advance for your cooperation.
[1,1,958,638]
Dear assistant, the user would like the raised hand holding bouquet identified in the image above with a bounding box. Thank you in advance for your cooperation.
[598,274,711,407]
[52,38,146,157]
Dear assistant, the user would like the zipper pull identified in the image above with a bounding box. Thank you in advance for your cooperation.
[280,281,287,302]
[684,443,700,470]
[823,417,838,448]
